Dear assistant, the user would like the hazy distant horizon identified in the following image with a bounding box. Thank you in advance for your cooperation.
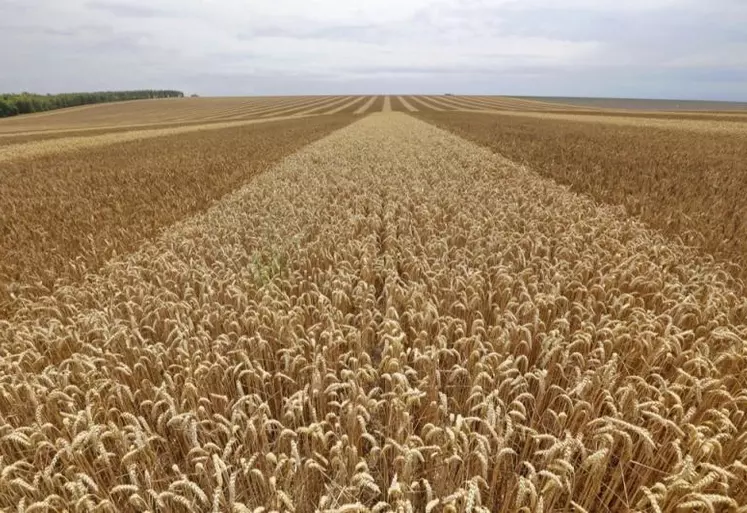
[6,92,747,106]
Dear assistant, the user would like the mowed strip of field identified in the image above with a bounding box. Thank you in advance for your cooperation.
[326,96,368,114]
[520,96,747,111]
[2,113,745,512]
[0,119,236,148]
[0,97,274,133]
[415,110,747,276]
[0,105,375,163]
[407,95,597,113]
[0,97,376,149]
[0,114,357,316]
[405,96,747,130]
[382,95,392,112]
[354,95,379,114]
[408,95,445,111]
[469,107,747,131]
[392,95,418,112]
[0,116,309,163]
[515,109,747,123]
[0,97,352,131]
[0,96,361,141]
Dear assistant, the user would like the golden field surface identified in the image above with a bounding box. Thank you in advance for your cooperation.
[1,97,747,513]
[414,111,747,277]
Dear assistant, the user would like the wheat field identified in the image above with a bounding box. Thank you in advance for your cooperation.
[1,98,746,512]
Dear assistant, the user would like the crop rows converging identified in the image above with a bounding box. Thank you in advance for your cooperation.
[1,113,745,512]
[415,110,747,279]
[0,114,360,316]
[0,96,390,141]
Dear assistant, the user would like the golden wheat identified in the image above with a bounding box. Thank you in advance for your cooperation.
[0,112,745,513]
[0,115,356,317]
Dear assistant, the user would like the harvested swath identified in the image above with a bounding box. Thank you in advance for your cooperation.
[0,118,272,148]
[328,96,369,115]
[526,109,747,123]
[388,96,406,112]
[326,96,367,114]
[0,97,333,134]
[436,96,484,110]
[494,97,570,110]
[200,96,307,121]
[382,96,392,112]
[0,98,366,148]
[163,98,263,123]
[395,96,418,112]
[468,97,526,111]
[420,96,460,110]
[430,96,490,111]
[470,96,562,111]
[451,96,554,112]
[0,115,329,163]
[143,98,287,122]
[472,108,747,134]
[408,96,445,111]
[189,97,311,122]
[416,110,747,278]
[0,114,356,316]
[295,96,354,116]
[0,124,183,147]
[0,101,265,141]
[354,96,378,114]
[456,96,513,109]
[520,96,747,112]
[475,96,597,111]
[1,113,745,513]
[256,97,338,118]
[369,95,386,112]
[0,97,255,133]
[370,96,386,112]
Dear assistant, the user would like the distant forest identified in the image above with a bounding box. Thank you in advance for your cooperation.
[0,90,184,118]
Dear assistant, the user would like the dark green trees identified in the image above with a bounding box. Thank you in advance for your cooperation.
[0,90,184,118]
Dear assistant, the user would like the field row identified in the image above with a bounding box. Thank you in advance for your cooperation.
[417,111,747,280]
[0,96,386,138]
[0,115,358,316]
[0,95,569,137]
[0,95,623,139]
[1,113,745,512]
[4,95,746,148]
[404,97,747,134]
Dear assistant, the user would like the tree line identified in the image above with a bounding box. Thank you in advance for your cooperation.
[0,90,185,118]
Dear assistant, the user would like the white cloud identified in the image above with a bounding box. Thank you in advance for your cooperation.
[0,0,745,99]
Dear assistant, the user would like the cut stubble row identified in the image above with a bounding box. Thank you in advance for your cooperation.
[0,96,390,145]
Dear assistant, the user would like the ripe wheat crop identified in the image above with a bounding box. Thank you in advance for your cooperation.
[0,115,356,317]
[417,110,747,283]
[1,113,745,512]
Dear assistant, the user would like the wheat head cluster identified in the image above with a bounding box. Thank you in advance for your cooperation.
[1,113,746,512]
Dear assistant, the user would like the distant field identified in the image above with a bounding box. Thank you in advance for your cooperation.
[5,94,743,142]
[516,96,747,111]
[1,96,746,513]
[0,95,379,136]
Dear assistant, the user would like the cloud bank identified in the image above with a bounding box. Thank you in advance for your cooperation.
[1,0,745,99]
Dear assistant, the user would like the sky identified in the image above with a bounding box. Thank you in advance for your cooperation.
[1,0,746,100]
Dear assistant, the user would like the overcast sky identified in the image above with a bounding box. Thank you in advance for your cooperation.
[2,0,746,100]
